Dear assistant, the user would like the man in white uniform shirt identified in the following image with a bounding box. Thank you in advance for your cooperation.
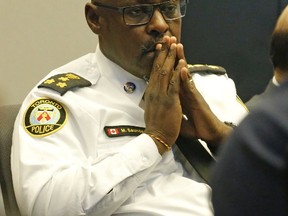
[11,0,247,215]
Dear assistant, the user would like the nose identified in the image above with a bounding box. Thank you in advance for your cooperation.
[146,9,169,36]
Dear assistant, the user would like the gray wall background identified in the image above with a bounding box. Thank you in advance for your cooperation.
[0,0,98,106]
[182,0,288,102]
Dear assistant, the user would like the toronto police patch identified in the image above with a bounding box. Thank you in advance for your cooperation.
[24,98,67,137]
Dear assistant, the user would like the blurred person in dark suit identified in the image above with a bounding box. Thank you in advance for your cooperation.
[211,5,288,216]
[246,5,288,110]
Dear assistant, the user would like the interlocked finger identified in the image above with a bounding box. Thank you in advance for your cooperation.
[149,37,178,93]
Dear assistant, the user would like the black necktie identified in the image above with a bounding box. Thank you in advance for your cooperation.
[176,136,215,185]
[140,92,215,184]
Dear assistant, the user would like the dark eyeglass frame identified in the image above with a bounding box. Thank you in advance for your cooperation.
[92,0,187,26]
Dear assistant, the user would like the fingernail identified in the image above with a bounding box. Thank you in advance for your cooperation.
[171,43,176,50]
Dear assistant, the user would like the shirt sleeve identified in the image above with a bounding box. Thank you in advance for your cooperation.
[11,95,162,216]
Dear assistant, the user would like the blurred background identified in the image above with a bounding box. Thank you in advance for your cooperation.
[182,0,288,102]
[1,0,288,106]
[0,0,97,106]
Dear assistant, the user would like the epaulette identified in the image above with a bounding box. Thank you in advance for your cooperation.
[38,73,92,96]
[188,64,227,75]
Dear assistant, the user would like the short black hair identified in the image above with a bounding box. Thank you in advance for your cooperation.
[270,31,288,70]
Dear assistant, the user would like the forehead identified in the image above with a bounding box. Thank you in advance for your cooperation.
[103,0,169,5]
[275,6,288,32]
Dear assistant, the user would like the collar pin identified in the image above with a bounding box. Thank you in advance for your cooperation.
[124,82,136,93]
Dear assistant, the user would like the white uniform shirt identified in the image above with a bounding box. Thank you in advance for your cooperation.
[11,45,248,216]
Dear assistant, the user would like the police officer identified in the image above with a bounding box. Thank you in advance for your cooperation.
[11,0,247,215]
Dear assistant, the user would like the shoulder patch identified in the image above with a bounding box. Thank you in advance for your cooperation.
[38,73,92,95]
[188,64,226,75]
[24,98,68,137]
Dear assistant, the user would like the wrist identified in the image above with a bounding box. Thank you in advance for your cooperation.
[206,122,234,149]
[145,133,171,155]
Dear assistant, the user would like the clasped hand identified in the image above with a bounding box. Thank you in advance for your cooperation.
[144,36,231,154]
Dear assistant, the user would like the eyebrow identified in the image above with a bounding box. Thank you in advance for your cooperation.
[116,0,170,7]
[129,0,168,4]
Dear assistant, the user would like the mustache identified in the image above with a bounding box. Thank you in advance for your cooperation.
[141,38,165,54]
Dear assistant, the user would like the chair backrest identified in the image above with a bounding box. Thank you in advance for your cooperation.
[0,104,21,216]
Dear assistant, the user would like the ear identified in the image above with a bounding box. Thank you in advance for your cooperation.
[85,3,101,35]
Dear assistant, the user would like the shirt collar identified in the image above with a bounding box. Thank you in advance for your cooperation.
[94,45,147,105]
[272,75,280,86]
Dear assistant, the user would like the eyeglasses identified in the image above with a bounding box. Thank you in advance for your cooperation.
[93,0,187,26]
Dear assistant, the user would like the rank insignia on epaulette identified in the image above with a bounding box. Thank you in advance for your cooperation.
[24,98,67,137]
[38,73,92,95]
[188,64,227,75]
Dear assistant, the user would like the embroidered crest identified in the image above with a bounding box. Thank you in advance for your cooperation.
[38,73,92,95]
[104,126,145,137]
[24,98,67,137]
[188,64,226,75]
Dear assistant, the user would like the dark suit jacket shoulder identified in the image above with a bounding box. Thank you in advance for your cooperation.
[245,79,278,111]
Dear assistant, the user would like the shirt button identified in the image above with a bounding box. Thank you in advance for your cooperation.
[124,82,136,93]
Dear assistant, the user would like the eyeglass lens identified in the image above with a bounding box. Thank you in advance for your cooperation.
[123,0,186,25]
